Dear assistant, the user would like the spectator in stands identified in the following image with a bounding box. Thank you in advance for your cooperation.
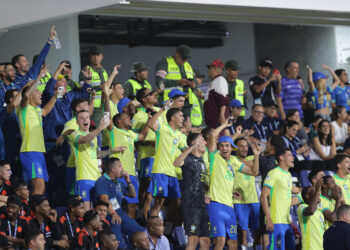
[60,60,80,91]
[0,62,18,107]
[131,231,150,250]
[309,119,336,169]
[0,160,12,205]
[204,59,229,128]
[28,194,69,249]
[277,60,305,120]
[155,45,201,126]
[331,105,349,149]
[333,154,350,204]
[282,120,311,172]
[263,100,282,138]
[307,169,325,187]
[306,64,340,120]
[58,195,85,243]
[285,108,309,145]
[260,147,299,250]
[324,204,350,250]
[72,209,102,250]
[1,195,29,248]
[12,26,55,87]
[17,73,57,195]
[297,180,325,250]
[225,60,246,116]
[225,100,252,140]
[249,58,281,106]
[207,120,260,249]
[13,180,30,217]
[173,133,210,250]
[308,114,323,142]
[233,138,261,249]
[319,175,343,230]
[146,216,170,250]
[332,69,350,112]
[243,104,269,147]
[94,200,110,231]
[124,62,152,100]
[24,229,46,250]
[94,158,144,248]
[98,230,120,250]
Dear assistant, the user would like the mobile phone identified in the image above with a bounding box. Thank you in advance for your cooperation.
[104,112,110,121]
[57,86,64,98]
[273,69,280,75]
[327,189,332,197]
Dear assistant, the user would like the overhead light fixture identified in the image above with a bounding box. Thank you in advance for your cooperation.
[116,0,130,4]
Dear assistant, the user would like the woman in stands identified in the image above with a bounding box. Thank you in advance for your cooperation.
[331,105,349,150]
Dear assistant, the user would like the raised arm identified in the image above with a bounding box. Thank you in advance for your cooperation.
[323,185,342,223]
[303,178,322,216]
[239,142,261,176]
[322,64,340,90]
[102,82,114,130]
[306,64,315,92]
[208,118,231,153]
[147,102,172,132]
[77,117,109,144]
[173,143,198,167]
[41,93,57,117]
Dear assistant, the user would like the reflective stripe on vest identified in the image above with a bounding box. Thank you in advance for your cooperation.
[235,79,245,116]
[37,72,52,92]
[165,57,202,126]
[128,79,152,98]
[87,66,108,108]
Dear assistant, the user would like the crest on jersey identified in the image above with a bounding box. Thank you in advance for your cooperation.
[173,138,178,144]
[82,190,87,198]
[37,167,42,175]
[344,184,349,190]
[317,203,322,209]
[266,175,271,180]
[190,225,196,233]
[90,142,94,147]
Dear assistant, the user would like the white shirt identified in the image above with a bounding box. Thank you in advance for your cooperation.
[204,75,228,101]
[331,121,348,144]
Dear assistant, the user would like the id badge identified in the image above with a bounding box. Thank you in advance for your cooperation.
[254,98,262,105]
[110,198,120,210]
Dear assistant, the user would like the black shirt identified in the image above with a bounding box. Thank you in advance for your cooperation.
[0,215,29,249]
[243,117,268,141]
[263,116,281,139]
[181,153,208,208]
[324,221,350,250]
[249,76,278,105]
[259,155,278,187]
[58,213,84,241]
[226,116,244,135]
[72,229,99,250]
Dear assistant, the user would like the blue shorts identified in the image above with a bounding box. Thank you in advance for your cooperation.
[178,180,184,193]
[147,178,153,193]
[207,201,237,240]
[234,203,260,231]
[75,180,96,202]
[268,224,295,250]
[20,152,48,182]
[119,175,139,204]
[151,173,181,199]
[65,167,76,195]
[139,158,154,178]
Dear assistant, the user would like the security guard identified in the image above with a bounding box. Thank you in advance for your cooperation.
[155,45,204,127]
[225,60,246,116]
[79,45,108,124]
[124,62,152,100]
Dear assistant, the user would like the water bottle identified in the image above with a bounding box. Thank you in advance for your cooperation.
[53,35,61,49]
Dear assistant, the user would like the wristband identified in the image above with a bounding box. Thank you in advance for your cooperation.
[48,39,53,43]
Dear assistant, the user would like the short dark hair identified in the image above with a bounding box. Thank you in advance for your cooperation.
[136,88,148,104]
[252,104,263,110]
[301,186,312,202]
[112,113,123,127]
[335,153,350,166]
[275,147,291,163]
[282,120,299,135]
[104,158,120,174]
[98,230,115,246]
[14,179,27,191]
[335,69,346,77]
[312,114,323,124]
[234,137,247,146]
[71,98,88,114]
[331,105,346,121]
[83,209,99,226]
[2,62,12,71]
[308,169,322,184]
[322,175,333,185]
[4,89,18,105]
[172,95,185,100]
[0,160,9,168]
[25,228,43,247]
[130,231,146,246]
[337,204,350,220]
[201,127,212,141]
[187,133,200,146]
[76,110,89,118]
[93,199,109,209]
[269,134,285,149]
[11,54,24,69]
[286,109,298,120]
[166,108,181,123]
[284,60,298,72]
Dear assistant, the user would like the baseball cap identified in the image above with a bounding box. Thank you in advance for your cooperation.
[263,100,278,108]
[67,195,83,208]
[206,59,225,69]
[29,194,48,209]
[230,99,244,108]
[89,45,102,55]
[168,89,187,99]
[218,136,237,148]
[312,72,328,83]
[7,195,22,207]
[117,97,132,113]
[130,62,150,73]
[224,60,240,70]
[176,45,191,60]
[259,58,273,68]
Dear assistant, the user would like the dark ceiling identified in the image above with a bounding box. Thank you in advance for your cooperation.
[78,15,228,48]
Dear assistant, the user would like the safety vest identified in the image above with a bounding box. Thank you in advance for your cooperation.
[235,79,245,116]
[87,66,108,108]
[37,72,52,92]
[128,79,152,99]
[165,57,203,126]
[66,79,80,92]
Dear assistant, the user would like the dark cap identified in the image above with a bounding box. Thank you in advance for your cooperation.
[131,62,150,73]
[193,69,205,79]
[60,60,72,69]
[259,58,273,68]
[225,60,240,70]
[29,195,48,209]
[67,195,83,208]
[263,100,278,108]
[206,59,225,70]
[83,209,99,225]
[176,45,191,60]
[89,45,102,55]
[7,195,22,207]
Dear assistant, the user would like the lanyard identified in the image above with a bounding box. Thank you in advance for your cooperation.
[40,223,45,233]
[0,83,6,93]
[253,123,266,139]
[66,213,74,238]
[8,220,18,237]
